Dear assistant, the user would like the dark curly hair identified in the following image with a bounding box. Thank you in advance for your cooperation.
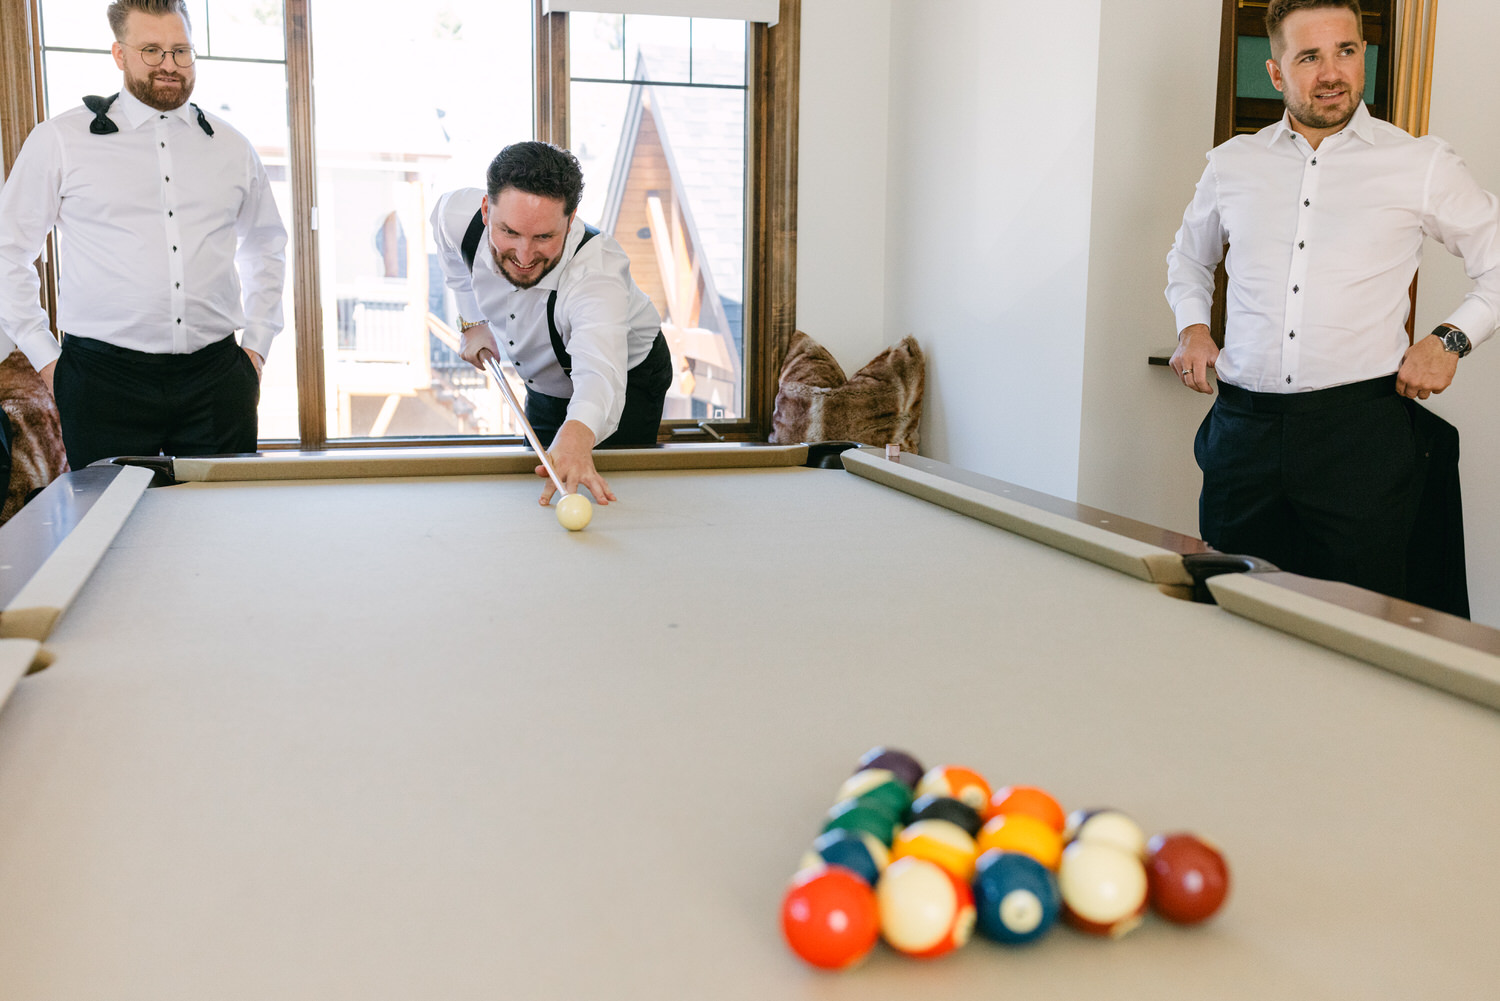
[485,142,585,217]
[107,0,192,41]
[1265,0,1363,59]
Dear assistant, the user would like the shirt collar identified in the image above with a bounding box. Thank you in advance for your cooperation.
[1266,101,1377,149]
[113,87,198,130]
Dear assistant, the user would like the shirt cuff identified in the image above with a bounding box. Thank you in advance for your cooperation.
[240,328,277,360]
[456,292,483,324]
[1443,301,1496,348]
[17,329,61,370]
[1173,299,1213,335]
[565,398,610,443]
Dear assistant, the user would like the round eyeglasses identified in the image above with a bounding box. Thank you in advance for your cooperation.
[127,44,196,67]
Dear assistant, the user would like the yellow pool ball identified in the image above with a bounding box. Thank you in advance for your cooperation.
[891,818,979,882]
[976,812,1064,870]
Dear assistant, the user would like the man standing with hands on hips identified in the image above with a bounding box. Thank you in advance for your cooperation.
[0,0,286,470]
[1166,0,1500,606]
[432,141,671,508]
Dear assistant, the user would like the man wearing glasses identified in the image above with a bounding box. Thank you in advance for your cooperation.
[0,0,286,469]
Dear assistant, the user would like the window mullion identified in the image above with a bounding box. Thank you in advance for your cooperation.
[284,0,326,448]
[535,0,568,145]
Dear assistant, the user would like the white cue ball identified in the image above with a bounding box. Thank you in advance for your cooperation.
[555,492,593,531]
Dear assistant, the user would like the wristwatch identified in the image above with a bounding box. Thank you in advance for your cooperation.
[1434,324,1472,358]
[457,316,487,333]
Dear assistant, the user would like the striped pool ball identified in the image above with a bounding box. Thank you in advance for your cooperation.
[971,850,1061,945]
[1058,840,1149,938]
[801,827,890,887]
[823,798,898,846]
[876,856,976,958]
[1065,808,1147,858]
[890,818,979,882]
[836,768,912,821]
[915,765,992,814]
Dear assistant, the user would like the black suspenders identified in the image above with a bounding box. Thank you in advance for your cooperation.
[459,208,598,378]
[84,93,214,136]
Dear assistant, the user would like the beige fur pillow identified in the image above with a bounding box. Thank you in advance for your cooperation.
[770,331,923,452]
[1,350,69,525]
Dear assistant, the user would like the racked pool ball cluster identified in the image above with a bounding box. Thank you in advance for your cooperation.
[779,745,1231,970]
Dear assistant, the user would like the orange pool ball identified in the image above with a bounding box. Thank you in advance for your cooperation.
[986,784,1066,831]
[916,765,992,814]
[891,819,979,882]
[976,812,1064,870]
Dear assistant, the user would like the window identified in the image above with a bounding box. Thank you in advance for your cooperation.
[0,0,799,448]
[568,11,747,422]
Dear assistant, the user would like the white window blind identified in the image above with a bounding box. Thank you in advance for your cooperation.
[541,0,779,25]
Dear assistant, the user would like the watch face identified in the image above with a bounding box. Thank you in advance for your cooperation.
[1445,329,1472,356]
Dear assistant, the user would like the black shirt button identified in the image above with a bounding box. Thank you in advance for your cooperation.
[1303,199,1310,207]
[172,246,177,252]
[1311,158,1317,165]
[1286,376,1293,384]
[176,318,181,324]
[1293,285,1299,293]
[1289,331,1296,339]
[1298,241,1305,249]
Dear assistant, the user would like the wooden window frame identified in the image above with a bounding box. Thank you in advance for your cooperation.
[0,0,799,447]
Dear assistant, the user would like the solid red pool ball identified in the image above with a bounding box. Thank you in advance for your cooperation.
[1146,832,1231,924]
[781,864,880,970]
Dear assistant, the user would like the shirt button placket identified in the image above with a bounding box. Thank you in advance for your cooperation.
[1283,150,1319,391]
[159,115,188,353]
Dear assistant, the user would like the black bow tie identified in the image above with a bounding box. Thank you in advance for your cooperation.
[83,93,214,137]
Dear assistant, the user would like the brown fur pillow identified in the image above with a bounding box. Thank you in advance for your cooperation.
[770,331,923,452]
[0,350,68,525]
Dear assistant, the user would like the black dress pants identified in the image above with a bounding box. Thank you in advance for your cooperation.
[524,331,673,449]
[1194,376,1419,600]
[54,334,260,469]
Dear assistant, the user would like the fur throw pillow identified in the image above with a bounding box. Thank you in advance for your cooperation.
[769,331,923,452]
[0,350,69,526]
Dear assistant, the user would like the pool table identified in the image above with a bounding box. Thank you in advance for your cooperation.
[0,443,1498,999]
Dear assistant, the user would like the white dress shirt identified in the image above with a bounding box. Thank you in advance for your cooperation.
[432,188,663,441]
[1166,104,1500,392]
[0,88,287,369]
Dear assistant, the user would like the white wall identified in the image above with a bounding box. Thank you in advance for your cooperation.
[1075,2,1222,536]
[1409,0,1500,624]
[794,0,892,376]
[880,0,1102,498]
